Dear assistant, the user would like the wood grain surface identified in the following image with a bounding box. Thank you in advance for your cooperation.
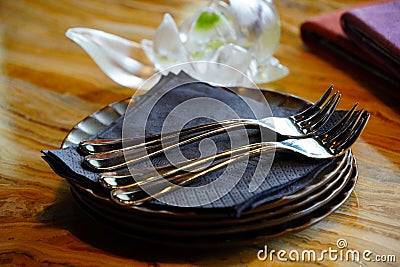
[0,0,399,266]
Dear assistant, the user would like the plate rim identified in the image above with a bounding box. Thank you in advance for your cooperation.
[59,84,358,246]
[69,163,358,248]
[60,85,357,225]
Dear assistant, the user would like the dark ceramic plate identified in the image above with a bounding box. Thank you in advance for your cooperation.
[70,154,353,236]
[61,87,355,214]
[70,162,357,248]
[68,152,352,229]
[61,86,358,245]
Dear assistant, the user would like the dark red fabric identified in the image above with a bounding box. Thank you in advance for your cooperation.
[300,1,400,93]
[341,1,400,80]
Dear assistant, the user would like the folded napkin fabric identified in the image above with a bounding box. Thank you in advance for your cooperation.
[300,0,400,91]
[43,72,337,217]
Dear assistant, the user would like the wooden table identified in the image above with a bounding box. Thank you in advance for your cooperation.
[1,0,399,266]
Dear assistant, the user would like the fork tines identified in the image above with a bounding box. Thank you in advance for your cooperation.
[320,107,370,154]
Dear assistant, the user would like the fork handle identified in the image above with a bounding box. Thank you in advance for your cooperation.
[79,119,251,155]
[100,141,267,189]
[110,143,278,205]
[84,121,259,171]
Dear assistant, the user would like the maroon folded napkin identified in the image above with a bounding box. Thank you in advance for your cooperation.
[300,1,400,93]
[341,1,400,81]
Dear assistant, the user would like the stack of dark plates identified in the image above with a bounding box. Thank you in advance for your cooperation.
[43,74,358,249]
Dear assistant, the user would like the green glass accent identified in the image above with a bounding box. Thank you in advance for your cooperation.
[195,11,220,31]
[156,55,173,63]
[191,50,205,59]
[207,39,224,50]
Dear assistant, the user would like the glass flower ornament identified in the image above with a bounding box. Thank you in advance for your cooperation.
[66,0,288,89]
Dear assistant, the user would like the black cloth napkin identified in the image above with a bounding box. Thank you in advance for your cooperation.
[43,72,337,217]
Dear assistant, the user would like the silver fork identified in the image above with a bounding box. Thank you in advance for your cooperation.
[80,86,342,171]
[105,108,369,206]
[100,103,359,189]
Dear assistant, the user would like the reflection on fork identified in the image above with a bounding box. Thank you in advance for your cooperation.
[80,86,343,171]
[101,108,369,206]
